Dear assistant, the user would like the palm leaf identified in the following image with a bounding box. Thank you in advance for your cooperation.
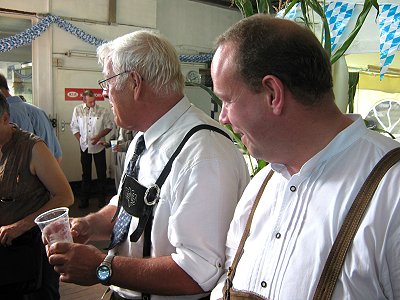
[331,0,377,64]
[233,0,255,17]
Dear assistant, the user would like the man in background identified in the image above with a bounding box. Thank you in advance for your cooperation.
[100,126,137,191]
[0,73,63,163]
[70,89,114,209]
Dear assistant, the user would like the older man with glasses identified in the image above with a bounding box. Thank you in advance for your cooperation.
[47,30,250,300]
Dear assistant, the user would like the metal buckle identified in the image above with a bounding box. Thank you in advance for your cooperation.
[144,184,160,206]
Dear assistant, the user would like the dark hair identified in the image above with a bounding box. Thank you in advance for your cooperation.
[215,14,334,106]
[83,90,94,97]
[0,73,9,91]
[0,92,10,116]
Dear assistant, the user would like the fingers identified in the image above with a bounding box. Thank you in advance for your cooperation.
[48,241,71,256]
[0,228,13,246]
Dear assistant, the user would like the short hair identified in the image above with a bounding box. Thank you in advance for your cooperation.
[83,90,94,97]
[215,14,334,106]
[0,92,10,116]
[97,30,184,96]
[0,73,9,91]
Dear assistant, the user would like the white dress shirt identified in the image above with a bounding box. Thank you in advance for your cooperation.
[109,96,250,300]
[70,103,114,153]
[211,115,400,300]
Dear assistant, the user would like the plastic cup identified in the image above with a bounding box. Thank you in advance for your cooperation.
[110,140,118,152]
[34,207,73,245]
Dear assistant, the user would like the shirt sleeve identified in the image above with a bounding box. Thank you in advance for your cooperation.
[70,106,80,135]
[104,108,115,130]
[168,150,249,292]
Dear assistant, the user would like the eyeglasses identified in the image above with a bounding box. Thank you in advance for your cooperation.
[98,70,131,91]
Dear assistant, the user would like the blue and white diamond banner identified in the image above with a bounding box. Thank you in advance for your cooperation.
[378,4,400,79]
[0,14,212,63]
[324,2,355,52]
[276,2,300,20]
[0,14,106,53]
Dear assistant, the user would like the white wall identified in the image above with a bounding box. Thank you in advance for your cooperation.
[157,0,241,54]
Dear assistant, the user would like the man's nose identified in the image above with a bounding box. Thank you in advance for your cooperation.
[219,103,229,125]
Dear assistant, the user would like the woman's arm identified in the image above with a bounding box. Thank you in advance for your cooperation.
[1,141,74,245]
[25,141,74,229]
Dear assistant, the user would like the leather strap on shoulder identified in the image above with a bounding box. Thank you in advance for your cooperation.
[313,147,400,300]
[224,170,274,299]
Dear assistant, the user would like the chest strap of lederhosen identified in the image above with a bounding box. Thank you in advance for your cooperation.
[223,170,274,300]
[313,147,400,300]
[141,124,232,300]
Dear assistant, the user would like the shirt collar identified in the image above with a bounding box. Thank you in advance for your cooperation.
[6,96,23,104]
[143,96,191,149]
[84,103,97,111]
[271,114,367,178]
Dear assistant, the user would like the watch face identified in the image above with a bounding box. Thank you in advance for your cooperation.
[97,265,111,281]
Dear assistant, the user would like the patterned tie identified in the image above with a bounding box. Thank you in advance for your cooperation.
[108,135,145,249]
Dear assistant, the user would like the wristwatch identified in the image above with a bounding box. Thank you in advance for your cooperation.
[96,253,115,285]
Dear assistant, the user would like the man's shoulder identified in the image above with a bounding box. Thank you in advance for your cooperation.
[95,104,109,113]
[6,95,23,104]
[23,102,46,115]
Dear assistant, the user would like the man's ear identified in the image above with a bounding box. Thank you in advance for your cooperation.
[131,71,143,98]
[131,71,143,88]
[262,75,284,115]
[1,111,10,123]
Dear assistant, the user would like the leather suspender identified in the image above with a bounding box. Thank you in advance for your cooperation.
[313,147,400,300]
[142,124,231,258]
[223,170,275,300]
[223,147,400,300]
[142,124,232,300]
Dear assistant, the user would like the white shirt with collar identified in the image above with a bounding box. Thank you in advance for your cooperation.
[109,96,251,300]
[212,115,400,300]
[70,103,114,154]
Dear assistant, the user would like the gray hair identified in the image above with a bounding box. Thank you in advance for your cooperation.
[97,30,184,96]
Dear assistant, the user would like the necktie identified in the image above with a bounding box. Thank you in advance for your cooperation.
[108,135,145,249]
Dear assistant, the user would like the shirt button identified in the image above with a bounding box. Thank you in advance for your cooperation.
[290,185,296,192]
[275,232,281,239]
[261,281,267,288]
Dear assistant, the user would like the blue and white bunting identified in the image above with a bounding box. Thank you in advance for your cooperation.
[0,14,212,63]
[324,2,355,52]
[378,4,400,79]
[1,3,400,69]
[276,2,301,20]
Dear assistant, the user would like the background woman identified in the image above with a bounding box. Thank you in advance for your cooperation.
[0,93,74,300]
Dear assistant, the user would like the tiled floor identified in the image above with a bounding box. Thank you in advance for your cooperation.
[59,281,107,300]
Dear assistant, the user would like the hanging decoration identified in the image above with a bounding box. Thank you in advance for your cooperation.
[324,2,355,52]
[378,4,400,80]
[1,4,400,72]
[276,2,300,20]
[0,14,105,53]
[178,53,213,63]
